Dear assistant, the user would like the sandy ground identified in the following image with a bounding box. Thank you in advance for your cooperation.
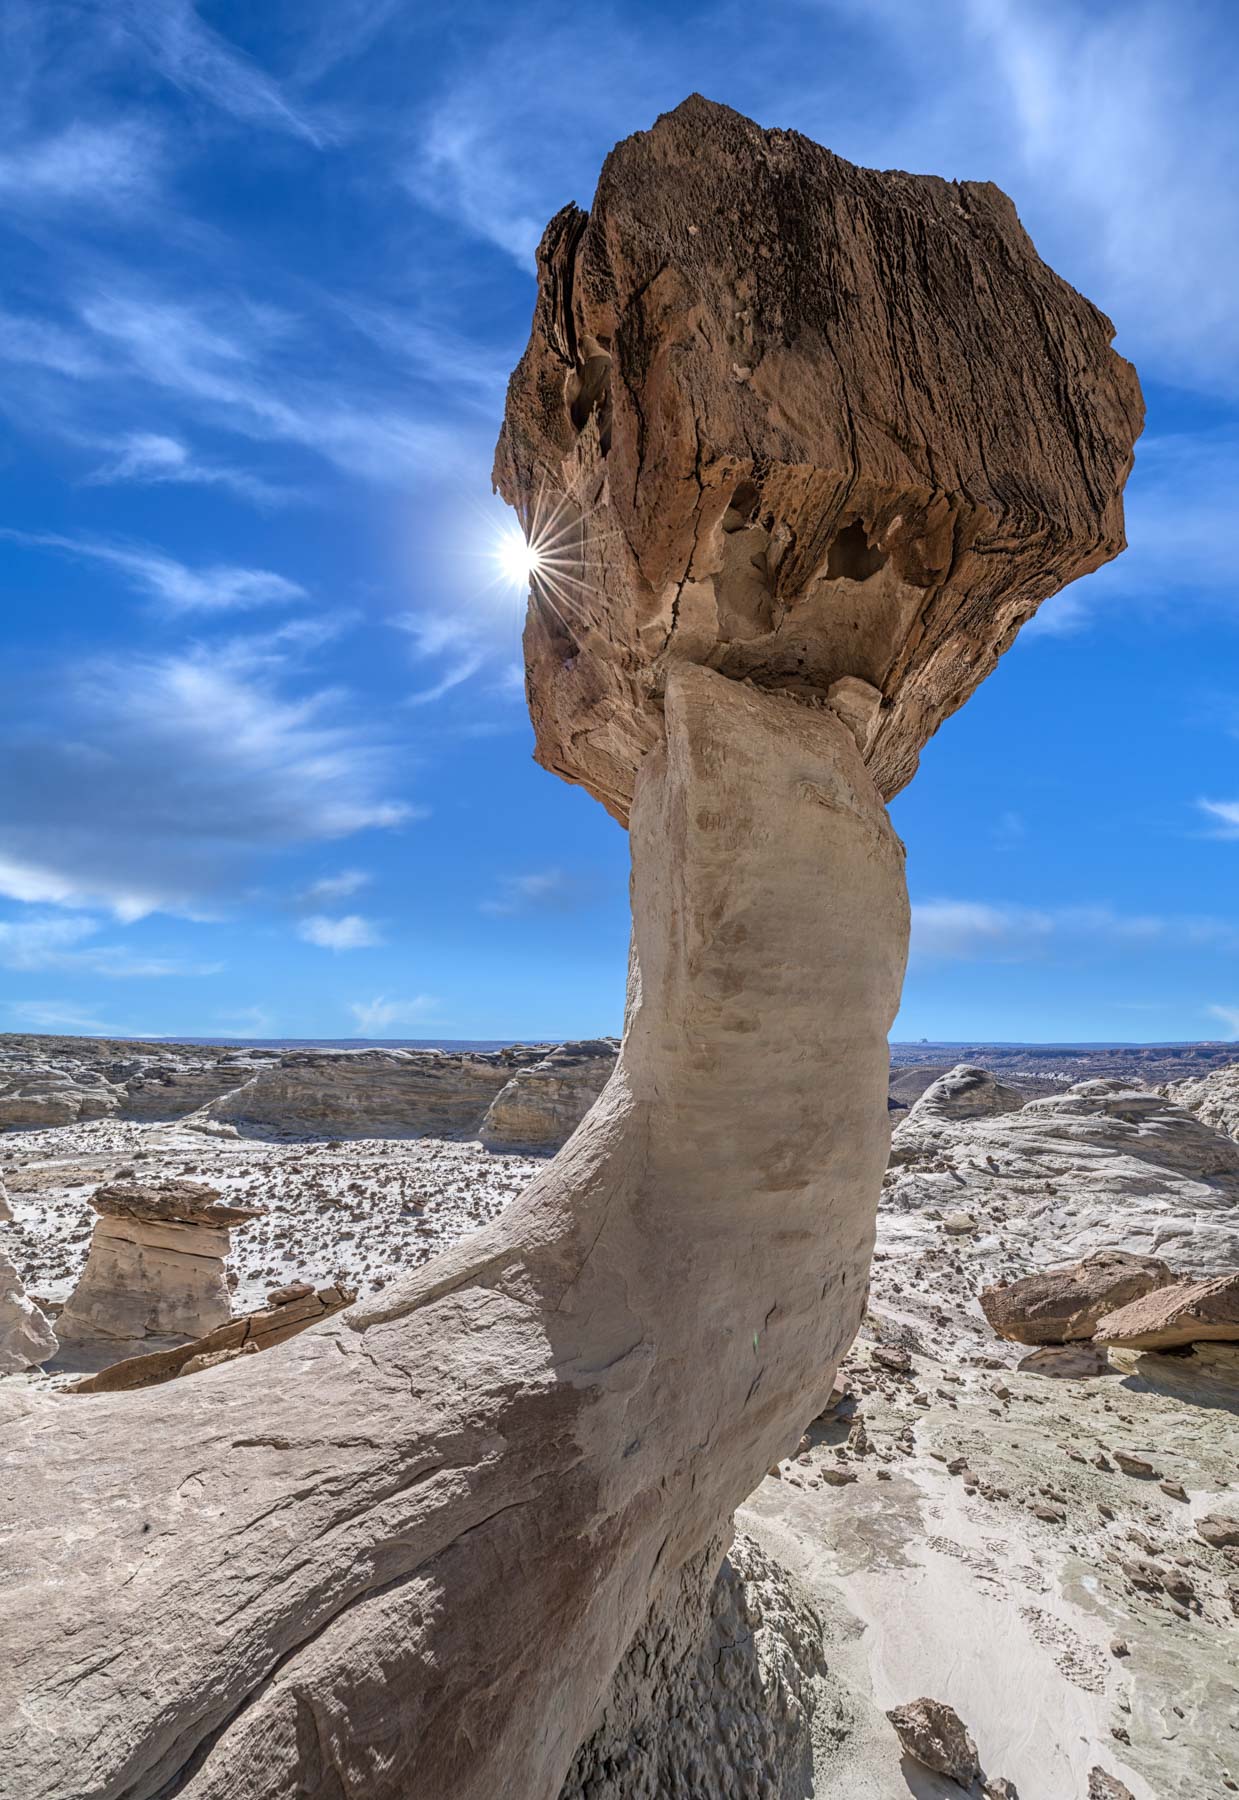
[3,1114,1238,1796]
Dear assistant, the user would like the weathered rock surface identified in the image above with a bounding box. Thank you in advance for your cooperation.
[0,1036,618,1150]
[558,1532,824,1800]
[70,1279,356,1392]
[885,1696,981,1785]
[1164,1060,1239,1145]
[1094,1270,1239,1350]
[980,1251,1174,1345]
[55,1179,262,1350]
[0,97,1140,1800]
[887,1077,1239,1286]
[495,96,1141,824]
[0,1060,125,1128]
[479,1039,618,1150]
[195,1047,540,1140]
[0,1175,56,1371]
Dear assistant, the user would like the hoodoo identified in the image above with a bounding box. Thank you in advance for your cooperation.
[0,98,1140,1800]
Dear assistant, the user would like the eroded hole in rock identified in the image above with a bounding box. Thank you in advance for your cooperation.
[566,335,612,449]
[826,519,887,582]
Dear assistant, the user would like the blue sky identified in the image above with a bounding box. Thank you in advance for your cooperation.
[1,0,1237,1045]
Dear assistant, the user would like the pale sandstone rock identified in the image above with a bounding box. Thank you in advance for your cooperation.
[888,1079,1239,1280]
[56,1180,263,1350]
[885,1696,981,1785]
[1162,1061,1239,1144]
[0,1244,57,1373]
[1094,1271,1239,1350]
[0,98,1139,1800]
[195,1047,537,1140]
[0,1176,57,1372]
[980,1250,1175,1345]
[0,1061,124,1128]
[479,1039,618,1150]
[70,1280,356,1393]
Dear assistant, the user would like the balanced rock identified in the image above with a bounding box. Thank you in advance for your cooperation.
[478,1039,618,1150]
[885,1696,981,1786]
[56,1180,263,1350]
[980,1250,1174,1345]
[0,97,1142,1800]
[1094,1270,1239,1350]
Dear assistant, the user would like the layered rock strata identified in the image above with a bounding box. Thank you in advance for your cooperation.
[1094,1271,1239,1350]
[55,1179,262,1350]
[0,1037,620,1147]
[0,97,1140,1800]
[980,1251,1175,1345]
[70,1279,357,1393]
[479,1039,619,1149]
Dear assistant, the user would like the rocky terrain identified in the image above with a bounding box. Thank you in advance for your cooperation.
[3,1054,1236,1797]
[0,1032,617,1146]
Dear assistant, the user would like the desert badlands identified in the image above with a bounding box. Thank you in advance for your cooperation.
[2,96,1237,1800]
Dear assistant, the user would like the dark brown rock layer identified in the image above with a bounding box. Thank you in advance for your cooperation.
[495,95,1142,822]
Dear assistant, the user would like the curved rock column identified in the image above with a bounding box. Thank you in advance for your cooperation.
[0,97,1141,1800]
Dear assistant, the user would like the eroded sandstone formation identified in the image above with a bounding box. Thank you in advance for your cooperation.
[980,1251,1175,1346]
[0,97,1140,1800]
[70,1278,357,1393]
[56,1179,262,1351]
[479,1038,619,1150]
[0,1177,56,1373]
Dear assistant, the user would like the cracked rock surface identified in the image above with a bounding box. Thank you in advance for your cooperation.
[495,94,1142,823]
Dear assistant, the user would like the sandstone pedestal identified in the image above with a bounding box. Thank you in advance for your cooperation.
[0,97,1140,1800]
[55,1180,263,1354]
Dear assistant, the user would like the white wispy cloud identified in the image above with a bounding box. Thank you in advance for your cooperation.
[1198,800,1239,840]
[0,527,304,614]
[0,913,219,977]
[0,120,162,210]
[348,994,438,1034]
[911,900,1239,962]
[303,869,371,903]
[1209,1004,1239,1040]
[0,634,414,918]
[6,1000,113,1033]
[86,432,287,505]
[297,913,382,950]
[67,288,477,485]
[480,869,594,917]
[114,0,332,146]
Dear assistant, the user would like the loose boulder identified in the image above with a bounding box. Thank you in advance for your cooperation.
[1094,1270,1239,1350]
[980,1250,1175,1345]
[886,1696,981,1786]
